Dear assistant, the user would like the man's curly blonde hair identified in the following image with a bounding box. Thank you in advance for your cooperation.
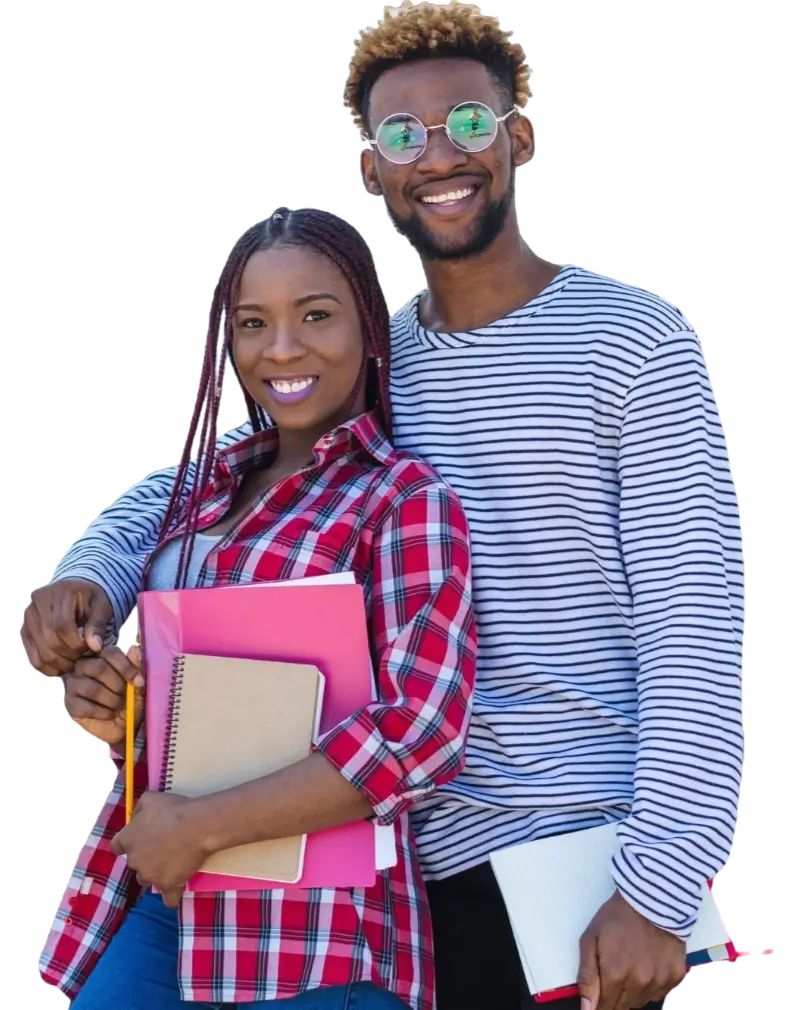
[344,1,532,137]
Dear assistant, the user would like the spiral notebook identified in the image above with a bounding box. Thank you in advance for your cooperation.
[163,652,324,884]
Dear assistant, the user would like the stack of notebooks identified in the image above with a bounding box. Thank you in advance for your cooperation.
[489,822,735,1002]
[139,572,396,891]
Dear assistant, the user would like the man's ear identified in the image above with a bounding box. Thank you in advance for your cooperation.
[361,148,383,196]
[508,114,534,167]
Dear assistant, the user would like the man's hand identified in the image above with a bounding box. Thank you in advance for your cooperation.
[21,578,114,675]
[578,890,686,1010]
[111,791,210,907]
[63,645,144,745]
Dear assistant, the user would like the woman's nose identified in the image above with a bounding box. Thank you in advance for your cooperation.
[262,324,306,363]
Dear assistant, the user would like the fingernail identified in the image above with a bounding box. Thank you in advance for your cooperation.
[581,1000,592,1010]
[88,635,102,651]
[133,674,145,689]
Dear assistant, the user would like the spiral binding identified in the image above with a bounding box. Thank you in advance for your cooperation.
[160,654,186,791]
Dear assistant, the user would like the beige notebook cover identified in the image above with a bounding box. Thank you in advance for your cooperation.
[164,653,323,884]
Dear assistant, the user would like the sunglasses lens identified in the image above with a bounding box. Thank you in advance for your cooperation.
[446,102,498,152]
[375,115,427,164]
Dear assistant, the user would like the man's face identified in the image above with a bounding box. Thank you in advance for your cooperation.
[361,57,533,261]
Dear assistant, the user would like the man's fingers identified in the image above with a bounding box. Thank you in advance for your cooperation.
[30,590,87,665]
[21,608,75,675]
[612,979,654,1010]
[577,931,601,1010]
[83,593,114,653]
[21,623,45,670]
[50,588,91,653]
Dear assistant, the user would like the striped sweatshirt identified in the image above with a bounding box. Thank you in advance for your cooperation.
[53,266,743,939]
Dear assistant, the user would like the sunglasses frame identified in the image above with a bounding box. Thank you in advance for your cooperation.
[369,101,515,165]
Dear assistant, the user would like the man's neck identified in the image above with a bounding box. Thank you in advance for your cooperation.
[417,213,562,333]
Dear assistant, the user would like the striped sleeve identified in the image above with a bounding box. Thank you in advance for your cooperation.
[51,423,252,636]
[611,329,744,938]
[316,478,477,824]
[53,466,180,636]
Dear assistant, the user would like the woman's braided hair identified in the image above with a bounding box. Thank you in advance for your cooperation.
[156,208,392,588]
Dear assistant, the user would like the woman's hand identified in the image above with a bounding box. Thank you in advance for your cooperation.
[63,645,144,745]
[110,791,210,907]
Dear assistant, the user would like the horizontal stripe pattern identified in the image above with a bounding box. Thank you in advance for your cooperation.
[389,267,742,937]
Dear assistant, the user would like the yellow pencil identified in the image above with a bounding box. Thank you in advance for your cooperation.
[125,680,135,823]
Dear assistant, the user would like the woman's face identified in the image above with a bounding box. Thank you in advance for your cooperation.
[231,244,366,434]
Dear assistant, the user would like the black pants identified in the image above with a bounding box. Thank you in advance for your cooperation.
[426,861,664,1010]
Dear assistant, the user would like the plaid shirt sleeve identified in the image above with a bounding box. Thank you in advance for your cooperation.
[316,478,477,825]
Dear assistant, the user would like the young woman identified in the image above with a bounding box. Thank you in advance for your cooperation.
[40,209,476,1010]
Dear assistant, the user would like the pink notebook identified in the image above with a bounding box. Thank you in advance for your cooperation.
[138,578,378,891]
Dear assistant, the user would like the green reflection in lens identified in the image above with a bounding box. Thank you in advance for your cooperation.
[447,103,497,150]
[377,115,426,162]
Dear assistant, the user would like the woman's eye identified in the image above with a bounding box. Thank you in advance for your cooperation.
[305,309,330,322]
[240,317,265,329]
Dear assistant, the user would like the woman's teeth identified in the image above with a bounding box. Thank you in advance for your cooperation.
[421,187,475,205]
[269,378,315,394]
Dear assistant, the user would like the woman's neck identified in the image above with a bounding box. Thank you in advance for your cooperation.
[270,399,365,475]
[270,427,323,475]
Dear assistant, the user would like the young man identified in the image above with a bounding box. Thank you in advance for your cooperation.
[22,4,743,1009]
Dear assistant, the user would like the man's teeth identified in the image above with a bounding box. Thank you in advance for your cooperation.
[421,187,475,205]
[269,378,315,394]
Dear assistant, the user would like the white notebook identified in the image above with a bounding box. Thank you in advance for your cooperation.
[490,822,730,997]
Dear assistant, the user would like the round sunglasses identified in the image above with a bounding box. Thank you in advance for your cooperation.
[369,101,515,165]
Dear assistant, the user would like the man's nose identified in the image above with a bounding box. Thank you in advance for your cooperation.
[415,125,470,176]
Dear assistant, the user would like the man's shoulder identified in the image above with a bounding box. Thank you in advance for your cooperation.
[389,293,422,335]
[387,269,694,344]
[562,266,694,338]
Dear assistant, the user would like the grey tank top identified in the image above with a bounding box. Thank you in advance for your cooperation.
[146,533,223,591]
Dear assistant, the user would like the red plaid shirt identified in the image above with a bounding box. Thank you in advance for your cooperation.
[39,412,476,1009]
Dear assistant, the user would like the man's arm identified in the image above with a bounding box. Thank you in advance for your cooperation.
[52,422,253,634]
[51,466,184,639]
[612,328,743,935]
[22,422,252,672]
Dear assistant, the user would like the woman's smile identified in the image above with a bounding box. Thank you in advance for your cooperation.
[263,375,319,404]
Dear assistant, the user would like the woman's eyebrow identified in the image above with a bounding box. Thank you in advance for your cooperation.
[295,292,342,307]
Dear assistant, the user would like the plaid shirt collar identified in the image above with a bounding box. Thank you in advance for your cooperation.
[213,411,394,489]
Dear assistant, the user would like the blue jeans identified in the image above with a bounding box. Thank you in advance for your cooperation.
[72,892,410,1009]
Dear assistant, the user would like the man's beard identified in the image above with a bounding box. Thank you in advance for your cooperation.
[385,174,515,262]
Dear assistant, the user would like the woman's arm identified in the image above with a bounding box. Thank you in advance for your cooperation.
[111,477,477,894]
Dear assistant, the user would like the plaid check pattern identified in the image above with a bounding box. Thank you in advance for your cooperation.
[40,412,476,1009]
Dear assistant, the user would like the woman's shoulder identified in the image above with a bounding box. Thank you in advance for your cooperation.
[367,449,465,517]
